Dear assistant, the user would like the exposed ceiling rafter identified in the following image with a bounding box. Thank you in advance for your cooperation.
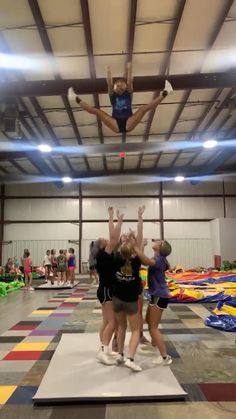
[80,0,107,170]
[28,0,90,172]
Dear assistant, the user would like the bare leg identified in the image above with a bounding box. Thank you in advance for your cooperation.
[147,305,167,357]
[127,312,141,359]
[115,311,127,354]
[126,93,165,132]
[100,302,116,346]
[28,272,33,289]
[25,273,29,289]
[79,101,119,133]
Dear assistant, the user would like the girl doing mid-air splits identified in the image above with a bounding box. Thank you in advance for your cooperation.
[68,63,173,134]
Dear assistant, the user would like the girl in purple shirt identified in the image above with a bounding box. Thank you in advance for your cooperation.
[133,239,172,366]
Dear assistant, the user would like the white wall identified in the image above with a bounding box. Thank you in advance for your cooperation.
[219,218,236,261]
[210,219,221,256]
[2,178,236,268]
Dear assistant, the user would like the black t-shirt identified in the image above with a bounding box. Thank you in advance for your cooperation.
[113,254,142,303]
[96,249,115,288]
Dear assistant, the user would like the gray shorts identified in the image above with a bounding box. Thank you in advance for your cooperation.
[113,296,138,315]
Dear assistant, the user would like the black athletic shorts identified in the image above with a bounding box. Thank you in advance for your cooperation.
[115,117,128,133]
[149,296,169,309]
[97,285,113,304]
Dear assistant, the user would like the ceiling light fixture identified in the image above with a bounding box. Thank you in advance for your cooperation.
[62,177,72,183]
[175,175,185,182]
[203,139,218,149]
[38,144,52,153]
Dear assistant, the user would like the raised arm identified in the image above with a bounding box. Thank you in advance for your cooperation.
[105,210,124,254]
[127,62,133,93]
[136,205,145,247]
[134,245,156,267]
[106,65,113,96]
[108,206,115,240]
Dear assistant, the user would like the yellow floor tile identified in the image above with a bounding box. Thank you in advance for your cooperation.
[0,386,17,404]
[31,310,54,315]
[12,342,49,351]
[66,298,81,302]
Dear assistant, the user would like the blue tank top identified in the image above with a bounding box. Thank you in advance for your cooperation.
[110,91,133,119]
[68,255,75,267]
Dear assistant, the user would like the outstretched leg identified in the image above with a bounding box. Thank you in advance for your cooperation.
[126,80,173,132]
[68,88,119,133]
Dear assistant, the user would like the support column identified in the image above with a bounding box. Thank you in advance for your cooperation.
[222,179,226,218]
[159,182,164,240]
[79,183,82,274]
[0,185,5,265]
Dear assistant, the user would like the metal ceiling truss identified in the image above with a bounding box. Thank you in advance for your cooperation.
[137,0,187,169]
[80,0,107,170]
[28,0,90,172]
[120,0,138,171]
[155,0,235,169]
[1,72,236,97]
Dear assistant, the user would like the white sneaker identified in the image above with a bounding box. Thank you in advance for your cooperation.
[116,354,126,364]
[162,80,173,97]
[153,355,172,366]
[124,358,142,372]
[109,351,119,357]
[68,87,78,103]
[97,350,117,366]
[29,287,35,291]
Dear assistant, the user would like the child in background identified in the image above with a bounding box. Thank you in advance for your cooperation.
[89,241,99,285]
[43,249,52,282]
[23,251,34,291]
[67,248,76,285]
[50,249,57,285]
[57,249,67,286]
[5,258,14,274]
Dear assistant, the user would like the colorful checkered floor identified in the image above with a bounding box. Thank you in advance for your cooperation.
[0,282,235,418]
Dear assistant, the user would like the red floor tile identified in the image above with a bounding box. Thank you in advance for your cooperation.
[60,303,78,307]
[10,324,39,331]
[3,351,43,361]
[199,383,236,401]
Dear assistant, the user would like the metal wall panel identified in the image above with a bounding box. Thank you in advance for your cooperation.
[82,183,159,196]
[225,198,236,217]
[5,183,79,197]
[83,198,159,220]
[166,239,213,268]
[163,197,224,219]
[4,223,79,240]
[224,180,236,194]
[164,221,211,238]
[163,181,223,195]
[5,199,79,220]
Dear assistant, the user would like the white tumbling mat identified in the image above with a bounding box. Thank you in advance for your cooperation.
[35,280,80,290]
[33,333,186,404]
